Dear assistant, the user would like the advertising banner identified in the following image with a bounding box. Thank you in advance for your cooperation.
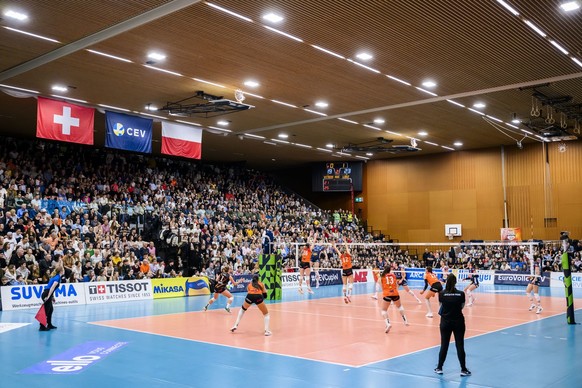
[453,269,495,285]
[151,277,210,299]
[1,283,86,311]
[310,270,342,287]
[550,272,582,289]
[85,280,153,304]
[494,271,550,287]
[105,111,152,153]
[230,274,253,294]
[501,227,522,241]
[353,269,374,283]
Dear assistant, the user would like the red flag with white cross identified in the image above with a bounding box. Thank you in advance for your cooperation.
[36,97,94,145]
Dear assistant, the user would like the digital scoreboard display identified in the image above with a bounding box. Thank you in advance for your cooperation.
[312,162,363,192]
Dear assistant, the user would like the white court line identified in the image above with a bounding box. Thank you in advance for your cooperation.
[89,321,357,368]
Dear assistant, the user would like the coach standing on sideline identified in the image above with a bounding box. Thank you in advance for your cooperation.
[434,274,471,377]
[39,264,65,331]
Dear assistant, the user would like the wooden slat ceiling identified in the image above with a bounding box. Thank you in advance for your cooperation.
[1,0,581,169]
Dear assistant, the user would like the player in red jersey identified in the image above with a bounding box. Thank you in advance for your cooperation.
[420,266,443,318]
[332,241,354,303]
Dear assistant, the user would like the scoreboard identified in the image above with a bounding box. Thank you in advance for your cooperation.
[312,162,362,192]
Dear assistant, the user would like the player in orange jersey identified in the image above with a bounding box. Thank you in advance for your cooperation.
[332,241,354,303]
[298,242,313,294]
[420,266,443,318]
[379,266,409,333]
[230,275,271,336]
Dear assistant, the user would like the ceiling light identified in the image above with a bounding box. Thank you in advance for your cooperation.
[511,113,520,124]
[418,131,428,136]
[524,20,547,38]
[217,120,229,126]
[347,59,380,73]
[4,10,28,21]
[317,147,333,153]
[311,45,345,59]
[415,87,438,96]
[0,83,39,94]
[304,108,327,116]
[573,57,582,67]
[51,85,68,92]
[560,1,580,11]
[454,141,463,147]
[147,52,166,61]
[325,143,334,148]
[373,118,385,124]
[366,153,373,156]
[144,65,182,77]
[263,26,303,42]
[3,26,60,43]
[356,52,373,61]
[386,75,411,86]
[50,95,87,104]
[244,80,259,88]
[338,118,358,124]
[193,78,225,88]
[364,124,381,131]
[473,102,486,108]
[144,105,157,111]
[278,133,289,139]
[447,99,465,108]
[262,12,284,23]
[550,40,569,55]
[271,99,297,108]
[422,80,437,88]
[496,0,520,16]
[315,101,329,108]
[98,104,130,112]
[86,49,132,63]
[442,146,455,151]
[205,2,252,22]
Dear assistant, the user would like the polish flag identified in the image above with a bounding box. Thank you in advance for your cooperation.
[161,121,202,159]
[36,97,94,145]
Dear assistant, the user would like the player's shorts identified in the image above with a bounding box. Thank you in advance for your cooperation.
[398,279,408,287]
[429,282,443,293]
[530,278,541,286]
[470,279,480,288]
[383,295,400,302]
[300,261,311,269]
[214,285,227,294]
[311,255,319,263]
[342,268,353,277]
[245,293,264,305]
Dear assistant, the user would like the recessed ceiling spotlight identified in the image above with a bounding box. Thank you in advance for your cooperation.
[366,153,373,156]
[454,141,463,147]
[373,118,385,124]
[51,85,68,92]
[278,133,289,139]
[356,52,373,61]
[144,104,157,111]
[315,101,329,108]
[422,80,437,88]
[473,102,486,109]
[147,52,166,61]
[217,120,229,126]
[244,80,259,88]
[326,143,334,148]
[418,131,428,136]
[511,113,521,124]
[263,12,284,23]
[560,1,580,12]
[4,10,28,21]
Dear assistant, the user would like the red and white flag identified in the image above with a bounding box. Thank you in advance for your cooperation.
[36,97,94,145]
[161,121,202,159]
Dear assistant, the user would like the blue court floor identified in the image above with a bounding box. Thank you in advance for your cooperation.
[1,281,581,388]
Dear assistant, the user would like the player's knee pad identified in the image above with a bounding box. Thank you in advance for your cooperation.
[381,311,388,319]
[534,293,540,301]
[227,297,234,304]
[399,306,404,312]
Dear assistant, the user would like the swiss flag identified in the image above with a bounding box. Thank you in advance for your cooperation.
[161,121,202,159]
[37,97,94,145]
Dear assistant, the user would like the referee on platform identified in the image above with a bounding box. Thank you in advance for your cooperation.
[434,273,471,377]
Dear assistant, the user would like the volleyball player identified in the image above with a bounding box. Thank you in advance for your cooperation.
[379,266,409,333]
[298,242,313,294]
[525,265,543,314]
[230,274,271,336]
[420,266,442,317]
[394,262,422,303]
[332,241,354,303]
[463,262,479,306]
[204,266,240,313]
[371,255,386,300]
[440,260,450,282]
[311,235,325,289]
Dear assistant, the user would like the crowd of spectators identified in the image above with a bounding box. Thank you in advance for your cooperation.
[0,137,580,290]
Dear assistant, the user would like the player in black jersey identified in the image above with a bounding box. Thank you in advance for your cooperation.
[463,262,479,307]
[525,265,543,314]
[393,262,422,303]
[204,266,241,313]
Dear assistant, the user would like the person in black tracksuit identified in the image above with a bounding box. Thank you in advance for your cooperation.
[434,274,471,377]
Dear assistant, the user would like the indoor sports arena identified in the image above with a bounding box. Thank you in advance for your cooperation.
[1,1,582,388]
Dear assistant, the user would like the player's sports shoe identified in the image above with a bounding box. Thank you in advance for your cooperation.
[536,307,543,314]
[344,296,349,304]
[225,306,231,313]
[307,288,314,294]
[203,305,208,311]
[298,288,304,294]
[460,369,472,377]
[416,299,422,304]
[264,330,272,336]
[426,312,433,318]
[466,302,473,307]
[346,295,351,303]
[403,316,409,326]
[385,323,392,333]
[230,325,237,332]
[371,295,378,300]
[434,368,443,374]
[529,304,536,311]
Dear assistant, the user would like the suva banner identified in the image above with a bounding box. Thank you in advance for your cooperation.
[1,283,86,311]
